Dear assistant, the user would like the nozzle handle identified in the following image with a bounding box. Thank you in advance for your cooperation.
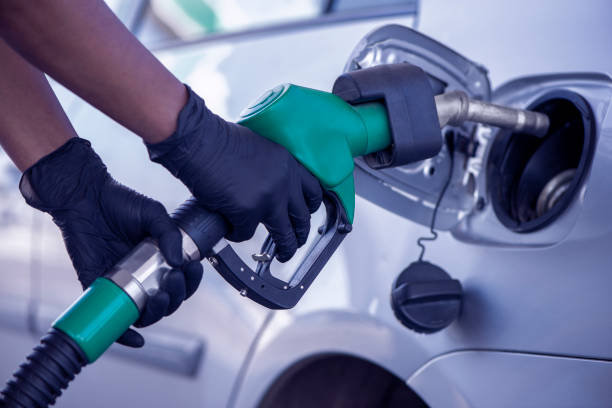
[207,191,351,309]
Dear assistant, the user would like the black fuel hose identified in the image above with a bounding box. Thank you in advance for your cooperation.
[1,329,87,407]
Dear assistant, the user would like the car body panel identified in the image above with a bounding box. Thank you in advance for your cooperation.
[408,351,612,408]
[417,0,612,88]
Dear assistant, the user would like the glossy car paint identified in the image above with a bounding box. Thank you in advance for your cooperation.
[408,351,612,407]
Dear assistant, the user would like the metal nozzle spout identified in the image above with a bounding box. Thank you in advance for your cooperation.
[435,90,550,137]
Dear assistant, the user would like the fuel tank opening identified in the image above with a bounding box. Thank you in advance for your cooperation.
[488,90,595,233]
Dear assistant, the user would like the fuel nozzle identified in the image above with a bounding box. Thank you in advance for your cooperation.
[435,90,550,137]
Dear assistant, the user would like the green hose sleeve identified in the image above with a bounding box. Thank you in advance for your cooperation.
[53,278,140,363]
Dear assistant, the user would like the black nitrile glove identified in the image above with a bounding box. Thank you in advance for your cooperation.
[20,138,203,348]
[146,86,323,262]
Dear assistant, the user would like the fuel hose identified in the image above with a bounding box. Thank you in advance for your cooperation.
[0,198,227,407]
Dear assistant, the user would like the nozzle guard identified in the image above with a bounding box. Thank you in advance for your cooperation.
[333,63,443,169]
[206,192,350,309]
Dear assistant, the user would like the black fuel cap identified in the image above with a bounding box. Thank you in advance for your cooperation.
[391,261,462,334]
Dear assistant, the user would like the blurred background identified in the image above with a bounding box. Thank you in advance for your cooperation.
[1,1,611,407]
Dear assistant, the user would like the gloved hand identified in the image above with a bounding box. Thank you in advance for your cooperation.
[146,86,322,262]
[20,138,203,348]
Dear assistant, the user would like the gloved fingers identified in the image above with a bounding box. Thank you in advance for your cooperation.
[116,328,145,348]
[130,262,203,329]
[160,269,187,316]
[72,238,119,289]
[184,260,204,299]
[265,210,298,263]
[134,289,170,328]
[75,267,104,290]
[158,228,184,268]
[288,189,311,247]
[298,165,323,214]
[143,201,183,267]
[225,218,259,242]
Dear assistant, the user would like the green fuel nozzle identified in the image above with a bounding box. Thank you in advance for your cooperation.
[238,83,392,223]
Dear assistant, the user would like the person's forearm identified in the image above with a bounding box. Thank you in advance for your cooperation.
[0,0,187,144]
[0,39,75,171]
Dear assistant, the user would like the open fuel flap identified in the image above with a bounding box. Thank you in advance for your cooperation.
[347,24,611,247]
[346,24,491,232]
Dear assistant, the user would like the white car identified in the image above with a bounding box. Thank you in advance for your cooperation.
[1,1,612,407]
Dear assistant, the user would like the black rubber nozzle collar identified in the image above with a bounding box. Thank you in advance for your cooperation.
[333,63,442,169]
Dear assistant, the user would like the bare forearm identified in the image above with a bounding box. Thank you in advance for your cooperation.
[0,40,75,171]
[0,0,187,143]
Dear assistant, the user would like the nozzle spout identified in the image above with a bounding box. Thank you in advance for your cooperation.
[435,90,550,137]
